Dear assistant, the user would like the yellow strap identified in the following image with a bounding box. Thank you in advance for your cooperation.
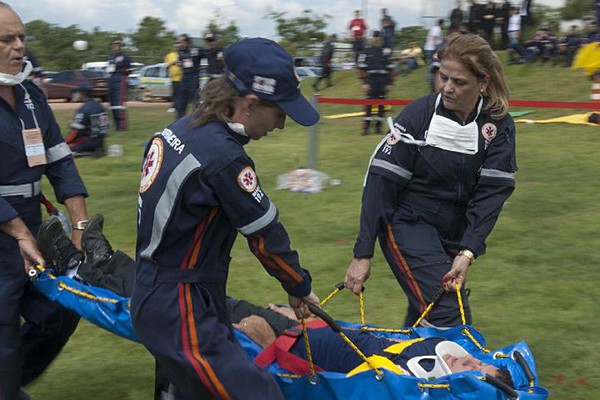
[300,318,316,380]
[346,355,406,377]
[383,338,425,354]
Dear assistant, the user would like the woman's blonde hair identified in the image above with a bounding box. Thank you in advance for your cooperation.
[438,34,510,119]
[191,77,239,127]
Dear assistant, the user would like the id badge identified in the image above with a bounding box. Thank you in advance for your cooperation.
[22,128,47,167]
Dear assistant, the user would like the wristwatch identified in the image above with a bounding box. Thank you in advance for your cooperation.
[458,249,475,265]
[72,220,89,231]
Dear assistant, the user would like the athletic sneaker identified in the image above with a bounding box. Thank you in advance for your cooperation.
[36,216,83,275]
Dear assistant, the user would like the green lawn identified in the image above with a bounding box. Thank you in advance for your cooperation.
[28,56,599,399]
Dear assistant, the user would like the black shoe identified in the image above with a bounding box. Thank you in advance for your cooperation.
[36,216,83,275]
[82,214,113,268]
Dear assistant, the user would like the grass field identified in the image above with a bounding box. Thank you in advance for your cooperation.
[27,55,599,399]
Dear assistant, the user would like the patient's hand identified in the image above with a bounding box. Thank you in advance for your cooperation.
[267,304,299,321]
[233,315,277,348]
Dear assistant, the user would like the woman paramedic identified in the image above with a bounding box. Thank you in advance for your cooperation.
[345,33,517,328]
[131,38,320,400]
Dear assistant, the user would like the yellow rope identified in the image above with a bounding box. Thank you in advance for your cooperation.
[337,332,384,378]
[412,300,436,328]
[461,328,491,353]
[418,382,451,390]
[276,373,301,379]
[300,318,316,381]
[57,282,120,304]
[359,291,365,325]
[455,283,467,325]
[320,287,341,307]
[361,326,413,334]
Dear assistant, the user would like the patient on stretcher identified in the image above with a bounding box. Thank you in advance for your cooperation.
[36,214,514,388]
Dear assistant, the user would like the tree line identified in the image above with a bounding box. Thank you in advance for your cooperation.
[24,2,591,72]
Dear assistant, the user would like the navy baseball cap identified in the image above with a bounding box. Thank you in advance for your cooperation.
[224,37,320,127]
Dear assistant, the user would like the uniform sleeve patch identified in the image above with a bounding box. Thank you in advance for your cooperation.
[139,138,164,193]
[238,166,258,192]
[481,123,497,142]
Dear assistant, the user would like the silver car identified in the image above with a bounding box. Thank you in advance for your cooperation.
[138,63,172,101]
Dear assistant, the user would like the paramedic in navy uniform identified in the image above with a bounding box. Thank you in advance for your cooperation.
[345,33,516,328]
[131,37,321,400]
[0,2,89,398]
[106,36,131,131]
[174,34,201,119]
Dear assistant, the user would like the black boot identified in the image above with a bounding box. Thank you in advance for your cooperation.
[82,214,114,268]
[36,216,83,274]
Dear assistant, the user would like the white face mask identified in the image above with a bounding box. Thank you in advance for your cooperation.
[0,60,33,86]
[425,93,482,155]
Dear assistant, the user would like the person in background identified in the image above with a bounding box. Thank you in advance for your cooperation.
[203,32,225,82]
[449,0,465,30]
[358,31,396,135]
[558,25,582,68]
[467,0,484,35]
[424,19,445,63]
[0,2,90,398]
[348,10,368,64]
[345,34,516,329]
[164,42,182,114]
[65,81,109,157]
[397,41,425,77]
[174,34,201,119]
[312,34,336,91]
[106,36,131,131]
[131,37,321,400]
[380,8,396,50]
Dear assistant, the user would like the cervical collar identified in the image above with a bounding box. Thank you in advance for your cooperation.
[405,341,470,380]
[0,60,33,86]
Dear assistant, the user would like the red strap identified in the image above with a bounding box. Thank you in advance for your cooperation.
[254,319,328,375]
[40,193,58,215]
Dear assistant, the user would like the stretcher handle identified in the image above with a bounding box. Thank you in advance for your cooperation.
[308,304,342,333]
[484,374,518,399]
[513,350,535,386]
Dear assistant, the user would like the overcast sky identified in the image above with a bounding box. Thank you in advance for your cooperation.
[16,0,566,40]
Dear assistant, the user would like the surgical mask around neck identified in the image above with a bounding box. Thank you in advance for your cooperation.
[0,60,33,86]
[425,93,482,155]
[227,121,247,137]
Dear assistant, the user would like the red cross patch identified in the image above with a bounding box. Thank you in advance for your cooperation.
[139,138,164,193]
[237,166,258,193]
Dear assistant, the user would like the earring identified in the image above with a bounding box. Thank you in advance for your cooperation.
[245,109,251,117]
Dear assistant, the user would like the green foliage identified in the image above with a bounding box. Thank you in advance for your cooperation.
[129,17,176,64]
[265,9,330,55]
[28,57,600,399]
[561,0,594,20]
[395,26,429,51]
[205,11,241,47]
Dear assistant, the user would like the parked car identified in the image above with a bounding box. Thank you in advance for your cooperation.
[295,66,323,81]
[138,63,172,101]
[44,69,108,102]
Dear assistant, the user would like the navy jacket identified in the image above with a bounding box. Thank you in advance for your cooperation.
[354,93,517,258]
[136,116,312,297]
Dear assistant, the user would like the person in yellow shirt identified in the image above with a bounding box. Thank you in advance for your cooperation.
[397,41,425,76]
[164,42,182,114]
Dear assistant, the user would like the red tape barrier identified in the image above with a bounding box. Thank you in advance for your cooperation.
[316,97,599,110]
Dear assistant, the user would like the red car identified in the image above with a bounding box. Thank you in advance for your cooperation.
[44,69,109,102]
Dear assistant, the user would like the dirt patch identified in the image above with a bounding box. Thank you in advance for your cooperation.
[49,100,169,111]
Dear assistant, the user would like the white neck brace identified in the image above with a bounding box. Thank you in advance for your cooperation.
[0,61,33,86]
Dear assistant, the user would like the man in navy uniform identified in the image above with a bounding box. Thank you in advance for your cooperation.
[106,36,131,131]
[358,31,395,135]
[0,2,89,398]
[65,81,109,157]
[174,34,201,119]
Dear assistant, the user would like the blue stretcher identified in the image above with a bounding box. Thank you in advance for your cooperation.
[32,269,549,400]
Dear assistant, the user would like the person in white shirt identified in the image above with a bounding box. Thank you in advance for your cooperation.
[424,19,445,63]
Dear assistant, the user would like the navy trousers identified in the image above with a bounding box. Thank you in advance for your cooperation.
[131,266,284,400]
[0,232,79,400]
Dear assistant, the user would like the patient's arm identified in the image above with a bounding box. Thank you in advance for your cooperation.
[234,315,277,348]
